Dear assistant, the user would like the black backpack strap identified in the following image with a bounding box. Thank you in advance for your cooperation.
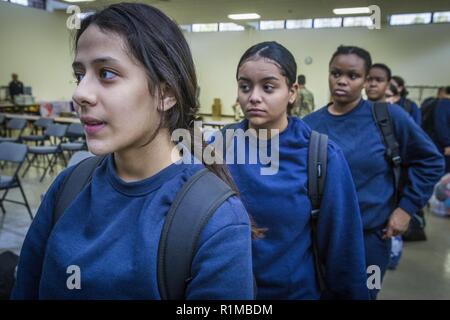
[372,102,402,202]
[52,155,106,226]
[307,130,328,293]
[157,168,236,300]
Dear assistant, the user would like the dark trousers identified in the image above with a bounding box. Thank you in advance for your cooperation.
[364,229,391,300]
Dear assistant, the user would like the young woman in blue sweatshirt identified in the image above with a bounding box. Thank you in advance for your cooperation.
[222,42,369,300]
[303,46,444,299]
[11,3,254,300]
[391,75,421,125]
[433,91,450,172]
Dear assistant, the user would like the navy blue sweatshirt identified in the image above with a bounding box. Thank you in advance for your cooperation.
[434,98,450,171]
[222,117,368,300]
[11,156,254,299]
[303,99,444,230]
[399,97,421,125]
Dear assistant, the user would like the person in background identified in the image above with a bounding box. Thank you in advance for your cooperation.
[8,73,24,103]
[224,41,368,300]
[303,45,444,299]
[292,74,315,118]
[385,83,401,105]
[432,86,450,172]
[366,63,392,103]
[391,75,421,125]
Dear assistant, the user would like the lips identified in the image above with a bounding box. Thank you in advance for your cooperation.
[80,116,106,135]
[333,89,348,96]
[245,108,266,116]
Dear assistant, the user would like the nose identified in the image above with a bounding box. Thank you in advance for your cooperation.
[249,87,262,105]
[72,74,97,111]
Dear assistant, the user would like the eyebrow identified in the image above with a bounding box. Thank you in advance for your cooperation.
[72,56,120,69]
[238,76,280,82]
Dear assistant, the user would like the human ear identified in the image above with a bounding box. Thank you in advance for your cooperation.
[159,84,177,111]
[288,83,299,104]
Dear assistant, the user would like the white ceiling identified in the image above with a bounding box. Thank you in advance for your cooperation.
[65,0,450,24]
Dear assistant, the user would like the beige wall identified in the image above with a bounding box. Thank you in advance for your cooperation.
[186,24,450,115]
[1,2,449,115]
[0,1,75,102]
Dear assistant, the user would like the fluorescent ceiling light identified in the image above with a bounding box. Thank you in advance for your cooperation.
[65,0,95,3]
[228,13,260,20]
[333,7,371,15]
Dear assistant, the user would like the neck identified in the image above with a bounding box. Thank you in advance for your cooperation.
[249,114,288,139]
[329,97,361,115]
[370,96,386,103]
[113,129,180,182]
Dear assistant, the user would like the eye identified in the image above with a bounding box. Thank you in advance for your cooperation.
[331,71,341,78]
[73,72,84,85]
[99,69,117,80]
[350,73,358,80]
[239,83,250,92]
[263,84,274,92]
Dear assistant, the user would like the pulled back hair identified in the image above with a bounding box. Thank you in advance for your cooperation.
[236,41,297,111]
[388,83,400,96]
[371,63,392,81]
[329,45,372,76]
[391,75,409,97]
[73,3,266,236]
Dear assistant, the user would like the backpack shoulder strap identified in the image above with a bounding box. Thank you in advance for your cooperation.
[372,102,402,201]
[157,168,236,300]
[307,130,328,293]
[52,155,106,226]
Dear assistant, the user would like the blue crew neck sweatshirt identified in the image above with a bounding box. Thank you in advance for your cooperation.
[223,117,369,300]
[303,99,444,230]
[12,155,254,299]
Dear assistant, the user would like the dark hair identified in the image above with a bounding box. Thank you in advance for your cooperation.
[329,45,372,76]
[73,3,252,230]
[388,83,399,96]
[370,63,391,81]
[445,86,450,95]
[236,41,297,110]
[391,75,409,97]
[297,74,306,85]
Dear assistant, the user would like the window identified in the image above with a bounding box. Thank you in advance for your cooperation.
[260,20,285,30]
[433,11,450,23]
[389,13,432,26]
[5,0,45,9]
[179,24,192,33]
[219,23,245,31]
[313,18,342,28]
[192,23,218,32]
[10,0,28,5]
[343,16,373,27]
[286,19,313,29]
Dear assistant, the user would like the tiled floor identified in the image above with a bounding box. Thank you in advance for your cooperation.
[1,161,450,299]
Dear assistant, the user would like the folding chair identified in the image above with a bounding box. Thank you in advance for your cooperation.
[22,123,68,182]
[0,118,27,143]
[60,123,86,159]
[21,117,54,146]
[0,142,33,220]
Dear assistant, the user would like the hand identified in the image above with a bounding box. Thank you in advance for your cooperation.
[444,147,450,156]
[382,208,412,239]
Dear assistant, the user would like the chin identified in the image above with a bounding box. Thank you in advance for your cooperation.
[86,139,114,156]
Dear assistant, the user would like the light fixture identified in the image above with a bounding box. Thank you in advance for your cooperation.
[333,7,371,15]
[65,0,96,3]
[228,13,261,20]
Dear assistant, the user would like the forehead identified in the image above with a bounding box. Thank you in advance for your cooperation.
[238,58,283,79]
[75,25,130,63]
[369,67,388,78]
[330,54,366,71]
